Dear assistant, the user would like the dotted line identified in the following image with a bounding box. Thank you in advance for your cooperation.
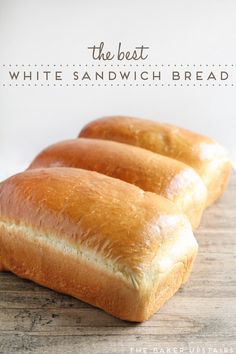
[2,83,235,87]
[0,64,235,67]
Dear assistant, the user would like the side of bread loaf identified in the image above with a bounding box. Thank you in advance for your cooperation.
[79,116,232,207]
[0,168,198,321]
[29,138,207,229]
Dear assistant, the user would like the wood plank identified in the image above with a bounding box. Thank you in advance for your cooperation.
[1,334,236,354]
[0,295,235,335]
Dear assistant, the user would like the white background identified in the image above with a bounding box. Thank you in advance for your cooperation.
[0,0,236,181]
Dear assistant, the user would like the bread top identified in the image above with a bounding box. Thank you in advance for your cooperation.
[0,168,197,288]
[29,138,206,206]
[79,116,230,180]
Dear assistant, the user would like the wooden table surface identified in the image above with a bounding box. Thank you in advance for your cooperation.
[0,174,235,354]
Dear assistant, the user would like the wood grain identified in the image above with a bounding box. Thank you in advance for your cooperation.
[0,174,235,354]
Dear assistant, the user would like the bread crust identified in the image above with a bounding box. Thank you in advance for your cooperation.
[79,116,232,206]
[0,168,198,321]
[29,138,207,228]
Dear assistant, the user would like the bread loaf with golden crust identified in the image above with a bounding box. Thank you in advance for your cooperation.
[0,168,198,321]
[79,116,232,206]
[29,138,207,229]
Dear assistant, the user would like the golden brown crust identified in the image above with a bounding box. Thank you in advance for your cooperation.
[29,138,207,228]
[0,168,198,321]
[79,116,232,206]
[0,221,196,321]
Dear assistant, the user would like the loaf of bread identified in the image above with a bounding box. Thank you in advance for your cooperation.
[0,167,198,322]
[79,116,232,207]
[29,138,207,229]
